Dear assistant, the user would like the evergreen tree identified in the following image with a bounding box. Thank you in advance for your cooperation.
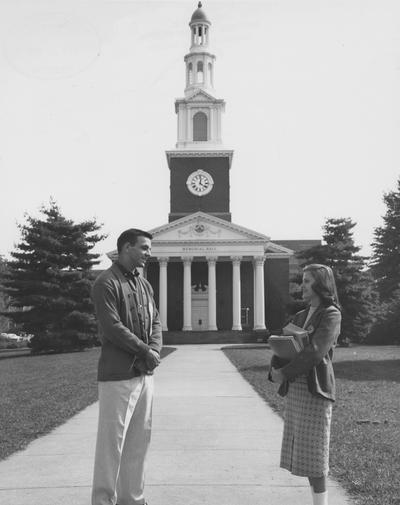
[1,200,106,352]
[0,257,13,333]
[368,178,400,343]
[367,289,400,344]
[371,177,400,301]
[296,218,377,343]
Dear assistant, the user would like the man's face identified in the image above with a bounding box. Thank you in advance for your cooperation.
[126,236,152,268]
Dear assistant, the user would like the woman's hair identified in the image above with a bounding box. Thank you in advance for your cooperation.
[303,263,341,309]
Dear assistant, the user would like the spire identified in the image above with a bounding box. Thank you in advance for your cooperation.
[174,3,226,150]
[190,2,210,25]
[185,2,215,96]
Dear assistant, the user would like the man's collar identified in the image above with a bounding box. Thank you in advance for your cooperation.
[115,261,140,280]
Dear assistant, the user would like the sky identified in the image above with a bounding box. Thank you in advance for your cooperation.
[1,0,399,268]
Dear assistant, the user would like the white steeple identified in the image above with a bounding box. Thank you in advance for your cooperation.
[184,1,215,97]
[174,2,226,150]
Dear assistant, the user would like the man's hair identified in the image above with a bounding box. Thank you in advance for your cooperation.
[117,228,153,253]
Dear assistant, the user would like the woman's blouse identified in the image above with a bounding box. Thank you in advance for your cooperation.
[303,305,317,329]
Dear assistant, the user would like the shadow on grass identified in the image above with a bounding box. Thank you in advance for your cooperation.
[222,344,270,350]
[237,360,400,381]
[334,359,400,382]
[233,365,267,373]
[0,351,32,360]
[0,346,176,361]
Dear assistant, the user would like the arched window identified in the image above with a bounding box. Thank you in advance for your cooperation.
[193,112,207,141]
[208,62,213,86]
[197,61,204,83]
[188,62,193,85]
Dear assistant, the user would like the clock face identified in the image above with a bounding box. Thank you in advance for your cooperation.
[186,169,214,196]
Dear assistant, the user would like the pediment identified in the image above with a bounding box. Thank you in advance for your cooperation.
[106,213,293,260]
[150,212,270,243]
[185,89,219,103]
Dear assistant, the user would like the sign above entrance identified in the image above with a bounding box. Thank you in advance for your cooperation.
[182,246,217,253]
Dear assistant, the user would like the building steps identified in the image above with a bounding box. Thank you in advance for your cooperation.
[163,329,268,345]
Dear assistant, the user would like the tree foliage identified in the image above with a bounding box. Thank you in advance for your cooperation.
[0,257,13,333]
[368,178,400,343]
[371,177,400,301]
[367,289,400,344]
[295,218,377,343]
[1,200,106,352]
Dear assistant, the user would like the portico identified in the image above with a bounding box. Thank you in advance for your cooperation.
[151,255,265,332]
[144,212,292,332]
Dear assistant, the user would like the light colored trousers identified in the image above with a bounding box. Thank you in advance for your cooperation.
[91,375,154,505]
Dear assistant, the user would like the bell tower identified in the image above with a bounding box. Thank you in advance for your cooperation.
[185,1,214,97]
[166,2,234,222]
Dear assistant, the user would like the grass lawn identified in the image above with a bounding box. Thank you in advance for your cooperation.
[0,346,175,461]
[223,345,400,505]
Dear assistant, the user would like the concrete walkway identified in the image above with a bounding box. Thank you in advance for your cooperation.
[0,345,351,505]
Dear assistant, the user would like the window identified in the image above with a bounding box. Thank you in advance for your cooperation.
[197,61,204,83]
[208,62,213,86]
[188,62,193,85]
[193,112,207,141]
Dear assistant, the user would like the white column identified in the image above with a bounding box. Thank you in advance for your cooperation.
[187,109,192,143]
[178,106,185,143]
[209,107,214,142]
[207,256,217,330]
[158,257,168,332]
[231,256,242,331]
[253,262,257,328]
[215,107,219,141]
[183,257,193,331]
[254,256,266,330]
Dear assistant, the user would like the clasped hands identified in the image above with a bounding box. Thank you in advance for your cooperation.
[145,348,161,370]
[134,349,161,374]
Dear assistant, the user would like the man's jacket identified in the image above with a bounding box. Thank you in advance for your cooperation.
[92,263,162,381]
[270,304,341,401]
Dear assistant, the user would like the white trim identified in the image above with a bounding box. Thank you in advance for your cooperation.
[149,212,270,241]
[265,253,293,258]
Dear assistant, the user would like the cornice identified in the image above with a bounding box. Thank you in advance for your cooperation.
[265,242,295,255]
[175,99,225,110]
[152,239,269,246]
[175,88,224,106]
[264,253,292,259]
[184,52,216,61]
[166,150,234,168]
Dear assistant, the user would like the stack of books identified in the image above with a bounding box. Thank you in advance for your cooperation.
[268,323,309,360]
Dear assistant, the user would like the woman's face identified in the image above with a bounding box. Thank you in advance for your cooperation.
[302,271,317,303]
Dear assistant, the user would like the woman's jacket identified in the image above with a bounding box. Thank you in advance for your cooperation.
[270,304,341,401]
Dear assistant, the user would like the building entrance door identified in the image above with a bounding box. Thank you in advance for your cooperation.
[191,262,209,331]
[192,300,208,331]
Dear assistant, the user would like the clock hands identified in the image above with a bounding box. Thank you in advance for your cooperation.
[193,175,209,191]
[186,170,214,196]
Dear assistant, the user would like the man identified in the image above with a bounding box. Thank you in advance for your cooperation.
[91,228,162,505]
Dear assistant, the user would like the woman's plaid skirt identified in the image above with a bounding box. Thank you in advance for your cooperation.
[280,376,332,477]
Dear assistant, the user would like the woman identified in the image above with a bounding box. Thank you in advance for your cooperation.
[269,264,341,505]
